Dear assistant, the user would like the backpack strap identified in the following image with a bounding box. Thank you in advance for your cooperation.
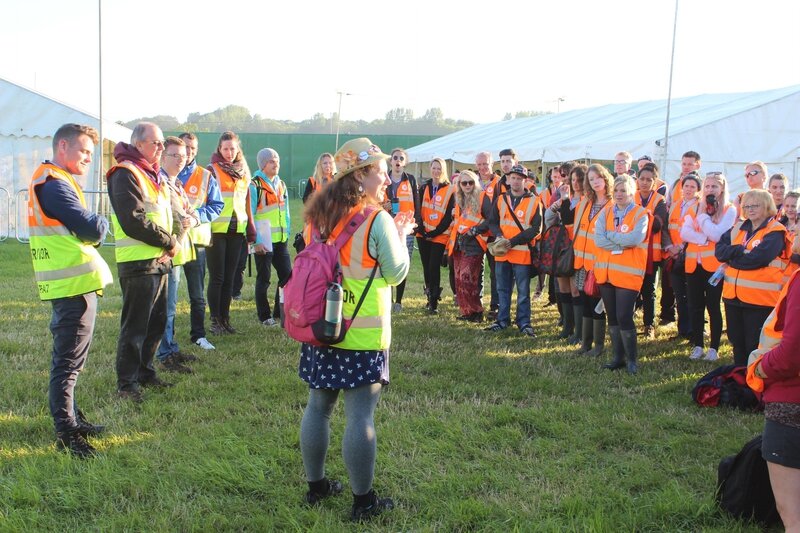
[330,206,376,251]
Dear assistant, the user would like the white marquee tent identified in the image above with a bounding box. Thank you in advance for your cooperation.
[407,85,800,196]
[0,76,131,239]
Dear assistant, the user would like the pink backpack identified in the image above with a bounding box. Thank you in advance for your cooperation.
[283,207,378,346]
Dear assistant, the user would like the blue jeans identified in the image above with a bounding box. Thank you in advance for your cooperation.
[495,260,531,329]
[183,247,207,342]
[157,266,181,361]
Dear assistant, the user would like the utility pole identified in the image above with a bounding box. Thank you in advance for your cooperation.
[334,91,351,151]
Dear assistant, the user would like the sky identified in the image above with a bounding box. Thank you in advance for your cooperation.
[2,0,799,126]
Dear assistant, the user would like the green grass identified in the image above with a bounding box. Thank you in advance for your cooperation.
[0,199,773,531]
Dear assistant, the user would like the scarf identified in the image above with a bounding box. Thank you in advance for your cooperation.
[210,152,248,180]
[110,142,160,182]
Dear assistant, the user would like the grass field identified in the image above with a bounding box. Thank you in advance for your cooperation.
[0,199,772,531]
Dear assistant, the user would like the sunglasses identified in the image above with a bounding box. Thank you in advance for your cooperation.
[746,169,762,177]
[460,180,475,186]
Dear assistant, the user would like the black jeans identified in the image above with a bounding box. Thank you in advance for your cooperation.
[116,273,167,391]
[206,233,245,319]
[49,293,97,433]
[659,263,675,321]
[417,238,445,297]
[182,246,207,342]
[724,301,772,366]
[486,252,498,311]
[687,267,724,350]
[599,284,639,330]
[232,238,249,298]
[254,241,293,321]
[669,269,691,336]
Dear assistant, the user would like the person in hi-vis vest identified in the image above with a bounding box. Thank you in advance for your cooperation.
[251,148,292,326]
[107,122,179,403]
[176,132,223,351]
[29,123,112,458]
[478,164,542,338]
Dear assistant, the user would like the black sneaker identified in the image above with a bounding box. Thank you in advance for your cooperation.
[304,479,343,506]
[484,322,506,332]
[75,408,105,437]
[56,429,96,459]
[159,356,193,374]
[350,491,394,522]
[140,377,174,389]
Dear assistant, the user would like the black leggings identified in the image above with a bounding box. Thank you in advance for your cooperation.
[206,232,244,319]
[417,238,445,295]
[580,291,604,319]
[686,267,724,350]
[598,284,639,330]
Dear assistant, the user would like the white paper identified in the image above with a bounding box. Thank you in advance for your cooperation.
[256,219,273,252]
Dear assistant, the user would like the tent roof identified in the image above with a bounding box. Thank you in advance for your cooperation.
[0,76,131,142]
[407,85,800,164]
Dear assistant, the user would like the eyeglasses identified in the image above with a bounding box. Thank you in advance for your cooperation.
[148,140,166,149]
[614,159,629,164]
[705,171,723,177]
[164,153,187,160]
[460,181,475,186]
[742,204,762,210]
[746,169,762,177]
[392,155,405,161]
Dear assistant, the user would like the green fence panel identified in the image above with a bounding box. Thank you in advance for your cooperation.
[166,132,438,197]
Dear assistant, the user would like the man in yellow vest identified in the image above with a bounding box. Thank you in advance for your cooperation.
[251,148,292,325]
[28,123,113,458]
[107,122,179,402]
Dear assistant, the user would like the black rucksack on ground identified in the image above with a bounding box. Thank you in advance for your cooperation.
[716,434,780,526]
[691,365,763,411]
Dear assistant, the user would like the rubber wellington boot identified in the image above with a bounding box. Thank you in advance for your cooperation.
[558,294,574,339]
[577,317,593,354]
[621,328,639,374]
[567,304,584,344]
[586,317,606,358]
[603,325,625,370]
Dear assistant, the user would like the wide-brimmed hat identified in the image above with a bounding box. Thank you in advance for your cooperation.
[334,138,390,179]
[488,238,511,257]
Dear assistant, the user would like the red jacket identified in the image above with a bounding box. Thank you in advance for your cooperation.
[761,272,800,403]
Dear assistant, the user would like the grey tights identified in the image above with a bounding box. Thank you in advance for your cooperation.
[300,383,382,495]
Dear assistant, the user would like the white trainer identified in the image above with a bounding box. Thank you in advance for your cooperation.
[195,337,215,350]
[704,348,719,361]
[391,303,402,313]
[689,346,704,360]
[262,318,278,327]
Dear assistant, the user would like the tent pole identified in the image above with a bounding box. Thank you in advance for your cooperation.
[97,0,103,196]
[661,0,679,176]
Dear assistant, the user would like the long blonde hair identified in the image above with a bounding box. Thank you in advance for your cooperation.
[455,170,483,216]
[431,157,450,185]
[312,152,336,183]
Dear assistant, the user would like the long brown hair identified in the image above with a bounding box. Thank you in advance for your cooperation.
[303,164,380,239]
[585,164,613,204]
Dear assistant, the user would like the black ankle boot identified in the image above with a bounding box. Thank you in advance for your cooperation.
[351,490,394,522]
[75,408,105,438]
[56,429,96,459]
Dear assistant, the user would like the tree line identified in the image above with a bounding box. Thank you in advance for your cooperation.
[121,105,551,134]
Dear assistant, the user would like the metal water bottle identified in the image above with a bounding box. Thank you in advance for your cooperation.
[323,283,343,339]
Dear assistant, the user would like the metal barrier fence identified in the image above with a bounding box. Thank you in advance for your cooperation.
[0,187,9,241]
[15,189,114,245]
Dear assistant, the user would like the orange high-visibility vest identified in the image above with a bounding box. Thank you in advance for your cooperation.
[667,198,698,247]
[395,179,415,215]
[421,182,455,245]
[183,166,212,246]
[722,219,792,307]
[593,204,649,291]
[497,192,541,265]
[308,175,333,194]
[447,194,488,255]
[685,204,733,274]
[635,190,666,262]
[747,268,800,392]
[211,164,248,234]
[572,197,607,271]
